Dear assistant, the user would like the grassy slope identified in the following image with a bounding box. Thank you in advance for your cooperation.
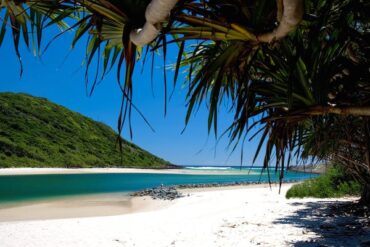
[0,93,173,168]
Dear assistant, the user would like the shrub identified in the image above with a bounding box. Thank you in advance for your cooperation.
[286,166,362,199]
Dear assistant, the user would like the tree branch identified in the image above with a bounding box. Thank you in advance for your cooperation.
[130,0,178,46]
[257,0,304,43]
[303,106,370,117]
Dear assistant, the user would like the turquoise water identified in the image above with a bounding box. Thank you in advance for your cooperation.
[0,169,316,203]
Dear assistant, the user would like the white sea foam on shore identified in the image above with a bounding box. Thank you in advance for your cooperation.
[184,166,234,170]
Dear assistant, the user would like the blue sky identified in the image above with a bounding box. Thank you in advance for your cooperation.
[0,27,264,166]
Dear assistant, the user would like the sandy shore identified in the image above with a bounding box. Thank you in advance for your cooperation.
[0,184,365,247]
[0,167,260,175]
[0,192,160,222]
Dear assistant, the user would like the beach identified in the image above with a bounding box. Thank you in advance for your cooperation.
[0,183,365,247]
[0,1,368,246]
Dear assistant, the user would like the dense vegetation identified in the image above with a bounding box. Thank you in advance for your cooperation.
[0,93,172,168]
[286,166,362,199]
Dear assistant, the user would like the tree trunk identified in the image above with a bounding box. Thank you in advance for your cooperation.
[360,184,370,206]
[257,0,304,43]
[307,106,370,116]
[288,106,370,117]
[360,118,370,206]
[130,0,178,46]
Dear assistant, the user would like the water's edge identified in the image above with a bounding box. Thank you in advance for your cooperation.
[0,170,316,204]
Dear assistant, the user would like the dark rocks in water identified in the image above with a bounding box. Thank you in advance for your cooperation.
[175,180,299,189]
[131,186,183,200]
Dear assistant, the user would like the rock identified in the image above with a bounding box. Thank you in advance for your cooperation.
[131,180,300,199]
[131,185,183,200]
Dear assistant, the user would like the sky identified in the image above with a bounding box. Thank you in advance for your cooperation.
[0,26,265,167]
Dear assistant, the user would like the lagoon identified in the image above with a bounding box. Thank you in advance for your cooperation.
[0,168,316,203]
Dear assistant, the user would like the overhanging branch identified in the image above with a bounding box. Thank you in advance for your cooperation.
[263,106,370,124]
[304,106,370,117]
[130,0,178,46]
[257,0,304,43]
[130,0,304,46]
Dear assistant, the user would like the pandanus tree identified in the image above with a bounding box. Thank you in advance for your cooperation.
[1,0,369,204]
[168,0,370,201]
[168,0,370,202]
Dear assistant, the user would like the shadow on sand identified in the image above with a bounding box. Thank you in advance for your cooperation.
[274,200,370,246]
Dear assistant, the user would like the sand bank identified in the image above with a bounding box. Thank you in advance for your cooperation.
[0,192,162,222]
[0,167,260,176]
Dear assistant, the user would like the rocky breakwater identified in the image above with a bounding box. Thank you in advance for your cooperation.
[131,185,184,200]
[175,180,299,189]
[132,181,301,200]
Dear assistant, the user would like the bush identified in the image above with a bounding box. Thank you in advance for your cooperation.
[286,166,362,199]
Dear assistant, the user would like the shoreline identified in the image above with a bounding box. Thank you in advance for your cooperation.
[0,183,292,222]
[0,167,316,177]
[0,168,309,222]
[0,183,292,223]
[0,167,261,176]
[0,184,365,247]
[131,180,301,197]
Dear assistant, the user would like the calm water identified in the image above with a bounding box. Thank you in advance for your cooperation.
[0,168,316,203]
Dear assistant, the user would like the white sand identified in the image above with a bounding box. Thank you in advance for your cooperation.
[0,167,260,175]
[0,193,157,222]
[0,184,357,247]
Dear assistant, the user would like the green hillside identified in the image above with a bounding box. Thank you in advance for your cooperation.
[0,93,174,168]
